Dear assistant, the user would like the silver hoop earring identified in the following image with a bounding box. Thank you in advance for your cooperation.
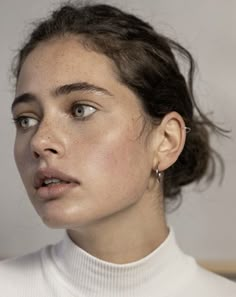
[184,126,191,133]
[155,168,162,183]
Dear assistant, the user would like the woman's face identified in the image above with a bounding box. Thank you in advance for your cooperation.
[12,36,157,229]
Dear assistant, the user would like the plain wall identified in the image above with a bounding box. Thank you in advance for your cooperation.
[0,0,235,261]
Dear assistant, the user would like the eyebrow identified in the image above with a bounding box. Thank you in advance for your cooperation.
[11,82,113,112]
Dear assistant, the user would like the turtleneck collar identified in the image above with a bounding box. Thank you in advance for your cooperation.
[45,226,196,296]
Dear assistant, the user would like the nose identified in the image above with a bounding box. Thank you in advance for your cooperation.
[30,121,65,160]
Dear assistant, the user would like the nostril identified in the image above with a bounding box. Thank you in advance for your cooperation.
[33,148,58,159]
[33,151,40,159]
[45,148,58,155]
[49,149,57,154]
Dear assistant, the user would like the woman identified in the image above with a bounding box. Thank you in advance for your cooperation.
[0,2,235,296]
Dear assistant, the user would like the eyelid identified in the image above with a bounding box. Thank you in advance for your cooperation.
[71,101,97,109]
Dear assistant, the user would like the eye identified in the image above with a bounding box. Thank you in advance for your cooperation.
[13,116,38,130]
[72,103,97,120]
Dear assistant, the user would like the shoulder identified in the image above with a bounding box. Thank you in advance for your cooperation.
[0,246,49,296]
[177,259,236,297]
[0,248,43,274]
[195,265,236,295]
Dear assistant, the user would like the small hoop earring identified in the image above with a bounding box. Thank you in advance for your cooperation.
[155,168,162,183]
[184,126,191,133]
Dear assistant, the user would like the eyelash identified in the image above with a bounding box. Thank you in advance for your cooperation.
[12,103,97,129]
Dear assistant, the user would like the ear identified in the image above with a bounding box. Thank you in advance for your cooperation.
[152,112,187,172]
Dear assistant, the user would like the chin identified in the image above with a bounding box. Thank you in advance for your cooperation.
[38,205,98,230]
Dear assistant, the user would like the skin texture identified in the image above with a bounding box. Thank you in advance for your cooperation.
[12,36,186,264]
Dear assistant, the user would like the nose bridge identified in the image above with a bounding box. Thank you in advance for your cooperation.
[30,115,65,158]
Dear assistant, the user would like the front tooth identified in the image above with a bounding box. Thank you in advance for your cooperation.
[44,178,62,185]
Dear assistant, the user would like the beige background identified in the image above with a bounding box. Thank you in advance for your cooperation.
[0,0,235,263]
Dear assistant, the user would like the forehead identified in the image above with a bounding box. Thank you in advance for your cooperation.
[15,36,147,122]
[16,36,119,95]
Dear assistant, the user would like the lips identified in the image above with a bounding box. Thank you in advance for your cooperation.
[33,167,80,190]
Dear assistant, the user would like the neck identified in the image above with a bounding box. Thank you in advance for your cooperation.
[67,182,168,264]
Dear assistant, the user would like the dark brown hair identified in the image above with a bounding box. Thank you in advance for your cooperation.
[12,1,227,202]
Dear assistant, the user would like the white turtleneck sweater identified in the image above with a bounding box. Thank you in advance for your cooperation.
[0,226,235,297]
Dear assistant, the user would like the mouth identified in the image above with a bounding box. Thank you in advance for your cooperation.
[36,182,78,200]
[33,168,80,200]
[34,168,79,188]
[41,178,71,187]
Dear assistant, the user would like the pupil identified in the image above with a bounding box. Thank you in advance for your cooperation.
[75,106,84,116]
[23,119,28,126]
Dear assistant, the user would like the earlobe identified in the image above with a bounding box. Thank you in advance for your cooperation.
[155,112,186,172]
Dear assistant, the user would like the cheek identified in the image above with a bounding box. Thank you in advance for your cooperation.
[14,136,24,170]
[14,135,31,182]
[76,122,151,203]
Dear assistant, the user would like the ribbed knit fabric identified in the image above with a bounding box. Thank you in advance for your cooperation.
[0,226,236,297]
